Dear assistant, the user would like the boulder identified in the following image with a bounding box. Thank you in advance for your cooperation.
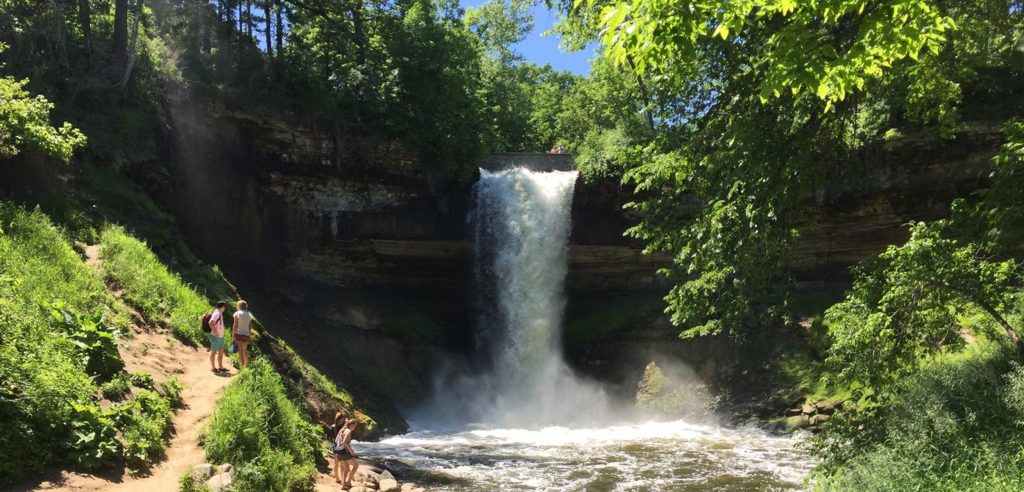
[205,471,235,491]
[401,484,416,491]
[783,414,810,432]
[191,464,213,481]
[811,413,832,426]
[215,463,234,475]
[800,403,815,415]
[815,398,843,414]
[350,487,374,492]
[379,470,396,482]
[378,478,400,492]
[785,407,803,416]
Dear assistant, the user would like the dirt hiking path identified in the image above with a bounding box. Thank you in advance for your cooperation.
[6,245,234,492]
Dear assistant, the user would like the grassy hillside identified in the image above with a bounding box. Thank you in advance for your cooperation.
[0,204,177,483]
[0,159,391,486]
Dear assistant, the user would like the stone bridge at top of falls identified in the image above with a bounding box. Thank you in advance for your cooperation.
[480,153,575,172]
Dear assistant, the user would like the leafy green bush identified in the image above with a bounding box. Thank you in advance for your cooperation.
[161,376,185,409]
[99,226,211,345]
[64,401,123,470]
[205,359,318,492]
[114,390,173,466]
[0,44,87,161]
[130,372,157,390]
[102,373,133,401]
[49,304,124,381]
[815,344,1024,491]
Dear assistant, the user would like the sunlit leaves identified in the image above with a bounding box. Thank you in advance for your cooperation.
[0,76,86,162]
[825,220,1020,395]
[588,0,955,107]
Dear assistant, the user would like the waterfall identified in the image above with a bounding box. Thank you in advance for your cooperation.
[454,167,612,427]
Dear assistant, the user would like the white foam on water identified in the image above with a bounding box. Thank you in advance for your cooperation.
[357,420,813,491]
[390,167,815,490]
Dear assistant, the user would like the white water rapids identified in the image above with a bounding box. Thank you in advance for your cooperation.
[356,168,813,490]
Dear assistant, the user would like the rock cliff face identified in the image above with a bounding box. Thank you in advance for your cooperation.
[154,89,1002,423]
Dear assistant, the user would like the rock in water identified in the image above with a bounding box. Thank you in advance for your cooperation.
[636,361,669,406]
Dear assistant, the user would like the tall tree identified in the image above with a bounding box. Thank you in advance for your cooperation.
[118,0,144,90]
[112,0,129,70]
[263,0,272,55]
[274,0,283,53]
[77,0,92,54]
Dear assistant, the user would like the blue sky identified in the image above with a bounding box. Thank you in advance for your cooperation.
[462,1,596,75]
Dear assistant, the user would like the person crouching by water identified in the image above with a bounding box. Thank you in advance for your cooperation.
[232,300,253,368]
[208,301,228,373]
[333,416,359,488]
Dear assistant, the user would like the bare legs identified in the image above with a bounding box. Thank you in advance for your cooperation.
[210,349,224,371]
[238,340,250,368]
[339,459,350,486]
[333,455,344,483]
[344,459,358,487]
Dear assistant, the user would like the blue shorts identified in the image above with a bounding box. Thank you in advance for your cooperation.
[208,334,225,352]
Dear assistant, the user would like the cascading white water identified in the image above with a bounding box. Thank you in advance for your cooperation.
[468,168,612,426]
[363,167,815,490]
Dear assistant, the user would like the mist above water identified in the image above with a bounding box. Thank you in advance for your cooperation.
[367,167,814,490]
[418,168,620,428]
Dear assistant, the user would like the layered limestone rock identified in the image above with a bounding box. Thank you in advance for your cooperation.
[155,88,1003,421]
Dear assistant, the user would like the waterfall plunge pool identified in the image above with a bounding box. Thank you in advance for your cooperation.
[355,420,813,491]
[362,168,814,490]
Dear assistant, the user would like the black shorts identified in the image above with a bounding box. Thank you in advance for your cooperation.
[334,449,354,460]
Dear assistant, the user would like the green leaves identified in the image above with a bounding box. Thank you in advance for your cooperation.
[50,304,124,382]
[0,76,86,162]
[824,221,1020,395]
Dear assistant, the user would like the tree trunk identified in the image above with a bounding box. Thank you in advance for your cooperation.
[626,56,656,129]
[51,0,68,66]
[78,0,92,54]
[119,0,144,91]
[246,0,253,36]
[112,0,129,70]
[275,0,283,53]
[264,0,273,55]
[188,0,201,60]
[201,3,213,54]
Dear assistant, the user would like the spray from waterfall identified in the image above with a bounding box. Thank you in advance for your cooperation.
[417,167,618,428]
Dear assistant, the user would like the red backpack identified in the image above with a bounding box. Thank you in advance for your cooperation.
[201,312,213,333]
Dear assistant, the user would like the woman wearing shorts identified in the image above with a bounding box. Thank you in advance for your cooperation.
[333,417,359,488]
[232,300,253,368]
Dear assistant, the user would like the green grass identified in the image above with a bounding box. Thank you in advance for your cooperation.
[99,225,211,345]
[0,204,176,484]
[815,342,1024,491]
[205,359,319,492]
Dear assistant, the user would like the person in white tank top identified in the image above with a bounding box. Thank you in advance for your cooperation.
[232,300,253,368]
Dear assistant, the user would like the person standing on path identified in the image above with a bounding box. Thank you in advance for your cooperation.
[334,417,359,489]
[208,301,228,373]
[232,300,253,368]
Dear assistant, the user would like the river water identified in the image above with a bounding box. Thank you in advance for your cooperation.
[356,421,812,491]
[356,168,813,490]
